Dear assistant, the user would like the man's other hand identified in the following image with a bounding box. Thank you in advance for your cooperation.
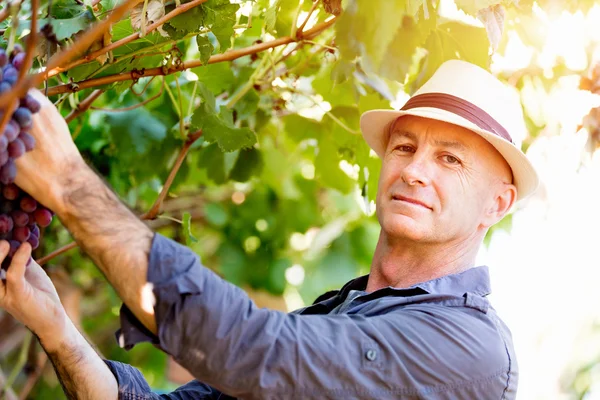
[0,241,70,351]
[14,89,87,214]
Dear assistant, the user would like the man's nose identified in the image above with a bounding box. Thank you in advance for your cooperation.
[400,153,432,187]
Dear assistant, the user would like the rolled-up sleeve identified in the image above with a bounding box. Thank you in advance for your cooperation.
[103,359,222,399]
[117,234,513,399]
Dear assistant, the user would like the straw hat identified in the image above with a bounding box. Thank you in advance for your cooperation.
[360,59,539,200]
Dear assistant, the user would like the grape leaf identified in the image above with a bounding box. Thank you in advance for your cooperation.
[415,22,490,88]
[335,0,405,73]
[378,9,436,82]
[229,148,264,182]
[192,63,235,93]
[196,34,214,65]
[315,137,355,194]
[42,7,96,41]
[284,114,322,142]
[197,143,226,183]
[168,6,205,33]
[264,0,281,32]
[191,103,257,152]
[182,212,198,246]
[209,2,239,51]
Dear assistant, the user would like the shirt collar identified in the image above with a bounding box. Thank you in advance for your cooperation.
[336,265,491,300]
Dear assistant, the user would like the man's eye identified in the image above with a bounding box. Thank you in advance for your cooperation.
[394,145,414,153]
[442,154,461,165]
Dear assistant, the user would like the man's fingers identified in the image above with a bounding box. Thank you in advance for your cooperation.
[6,242,32,289]
[0,240,10,264]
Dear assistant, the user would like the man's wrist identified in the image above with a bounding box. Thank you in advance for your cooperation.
[37,317,82,355]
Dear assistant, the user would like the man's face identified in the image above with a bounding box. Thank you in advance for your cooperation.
[376,115,515,245]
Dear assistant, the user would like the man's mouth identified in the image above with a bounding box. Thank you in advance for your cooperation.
[391,194,432,210]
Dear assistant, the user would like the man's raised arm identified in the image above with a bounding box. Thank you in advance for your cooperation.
[14,90,158,334]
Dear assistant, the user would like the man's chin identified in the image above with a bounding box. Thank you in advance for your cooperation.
[380,214,429,242]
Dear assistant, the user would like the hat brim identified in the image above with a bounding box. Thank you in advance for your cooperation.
[360,108,539,201]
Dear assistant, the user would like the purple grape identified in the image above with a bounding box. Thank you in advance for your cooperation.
[21,94,41,113]
[0,50,7,67]
[33,208,51,227]
[27,234,38,250]
[0,151,8,166]
[3,66,17,85]
[11,52,25,70]
[20,196,37,213]
[0,82,11,94]
[12,108,32,130]
[29,223,39,238]
[4,121,19,142]
[2,183,20,200]
[10,44,23,56]
[0,134,7,151]
[13,226,30,243]
[0,214,13,234]
[7,138,25,158]
[0,159,16,185]
[8,240,20,257]
[11,210,28,227]
[18,133,34,152]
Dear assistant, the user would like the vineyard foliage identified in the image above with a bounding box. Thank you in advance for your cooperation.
[0,0,598,396]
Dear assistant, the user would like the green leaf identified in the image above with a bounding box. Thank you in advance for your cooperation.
[335,0,406,73]
[358,91,391,115]
[168,6,205,33]
[378,9,436,82]
[192,63,235,93]
[415,22,490,88]
[283,114,322,142]
[209,2,239,51]
[197,143,226,184]
[229,148,264,182]
[315,138,355,194]
[182,212,199,246]
[191,88,257,152]
[42,7,96,41]
[105,108,167,158]
[264,0,281,32]
[196,34,214,65]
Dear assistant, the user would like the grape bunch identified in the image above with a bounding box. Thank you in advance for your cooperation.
[0,44,40,185]
[0,183,53,272]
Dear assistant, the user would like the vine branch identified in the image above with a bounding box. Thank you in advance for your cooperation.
[47,0,209,78]
[46,17,337,96]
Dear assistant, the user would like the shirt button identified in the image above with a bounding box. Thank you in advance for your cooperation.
[365,349,377,361]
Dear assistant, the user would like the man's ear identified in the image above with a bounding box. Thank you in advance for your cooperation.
[482,183,517,228]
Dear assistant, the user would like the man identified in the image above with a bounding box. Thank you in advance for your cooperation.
[0,59,538,399]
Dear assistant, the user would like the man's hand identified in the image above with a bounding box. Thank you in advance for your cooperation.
[14,89,87,214]
[0,241,70,349]
[0,241,119,398]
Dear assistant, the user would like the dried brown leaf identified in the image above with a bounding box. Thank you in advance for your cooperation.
[477,4,505,52]
[323,0,342,16]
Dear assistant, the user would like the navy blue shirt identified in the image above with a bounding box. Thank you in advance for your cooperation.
[104,234,518,399]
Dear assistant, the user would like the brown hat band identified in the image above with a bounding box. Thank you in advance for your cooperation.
[400,92,514,144]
